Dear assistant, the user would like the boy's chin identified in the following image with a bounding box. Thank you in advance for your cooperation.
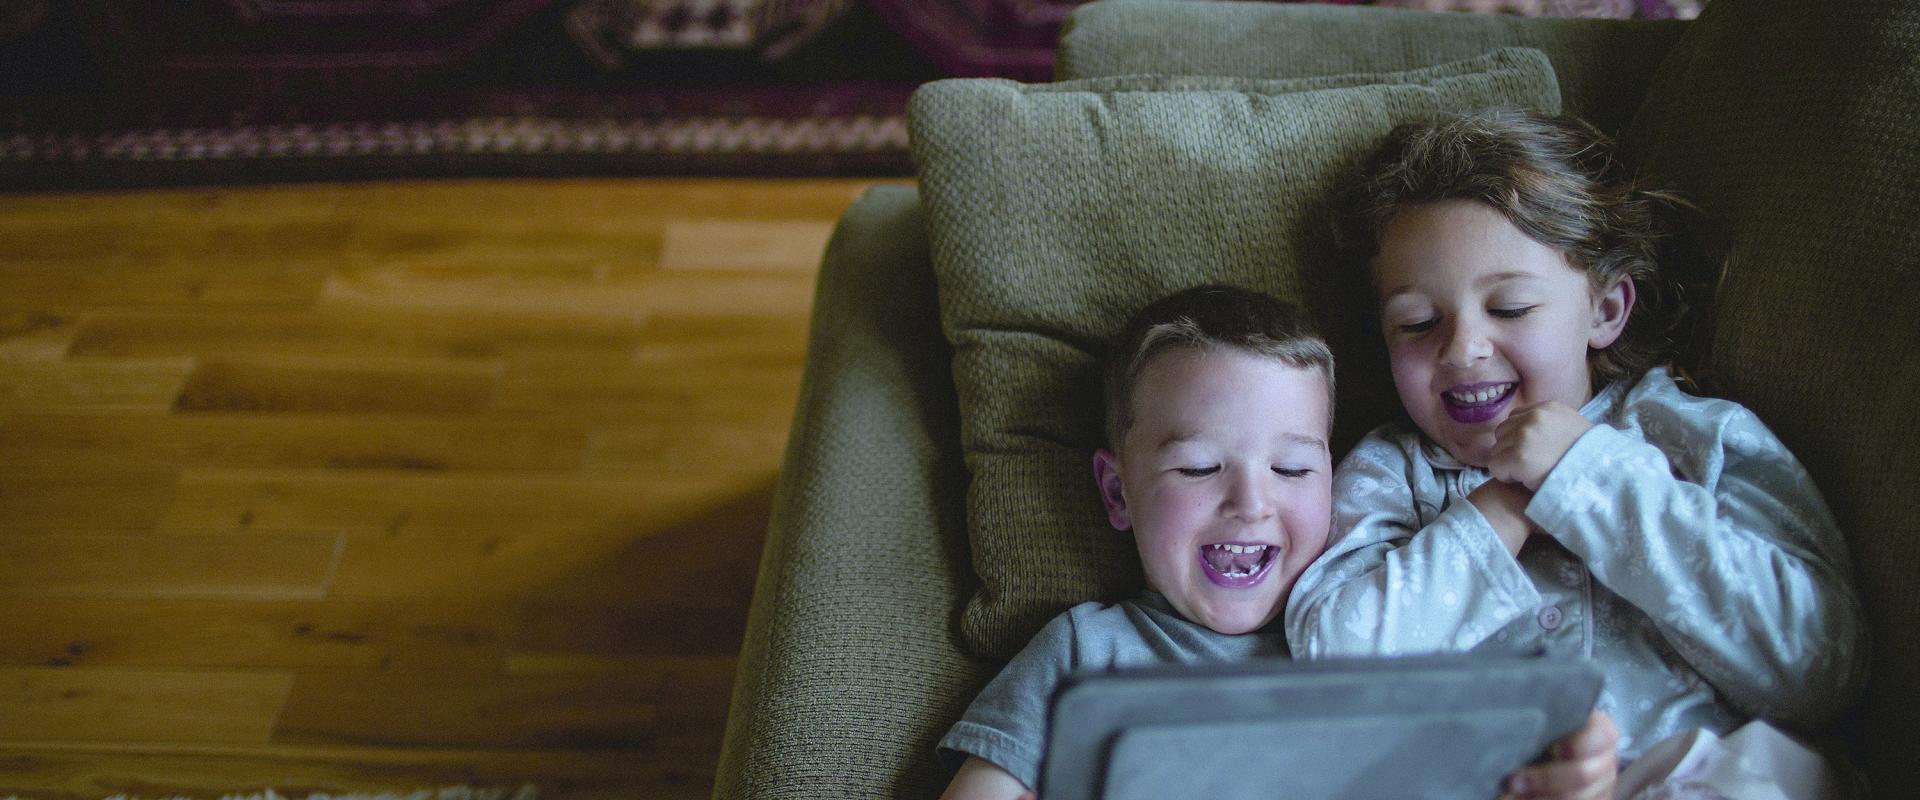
[1178,597,1282,636]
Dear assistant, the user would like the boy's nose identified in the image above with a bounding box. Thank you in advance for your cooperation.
[1440,317,1493,367]
[1223,468,1275,521]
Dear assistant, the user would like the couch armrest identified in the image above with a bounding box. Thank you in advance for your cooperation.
[1058,0,1687,136]
[714,185,990,800]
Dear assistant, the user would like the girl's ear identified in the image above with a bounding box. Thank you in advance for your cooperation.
[1589,276,1635,349]
[1092,449,1132,531]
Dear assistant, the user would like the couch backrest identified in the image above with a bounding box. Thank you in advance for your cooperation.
[1057,0,1687,136]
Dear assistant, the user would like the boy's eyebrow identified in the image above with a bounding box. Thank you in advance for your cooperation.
[1284,432,1329,450]
[1154,431,1328,451]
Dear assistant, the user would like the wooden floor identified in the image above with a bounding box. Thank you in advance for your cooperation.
[0,177,902,799]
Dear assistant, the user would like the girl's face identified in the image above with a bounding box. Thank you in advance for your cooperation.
[1372,199,1631,467]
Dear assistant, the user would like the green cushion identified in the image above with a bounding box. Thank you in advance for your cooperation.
[909,49,1564,661]
[1622,0,1920,785]
[1060,0,1687,137]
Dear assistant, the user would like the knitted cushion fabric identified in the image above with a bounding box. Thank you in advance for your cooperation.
[909,49,1563,660]
[1622,0,1920,785]
[1058,0,1686,137]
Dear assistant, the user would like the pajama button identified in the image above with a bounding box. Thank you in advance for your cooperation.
[1538,605,1564,630]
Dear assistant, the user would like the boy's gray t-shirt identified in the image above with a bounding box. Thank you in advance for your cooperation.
[938,591,1290,790]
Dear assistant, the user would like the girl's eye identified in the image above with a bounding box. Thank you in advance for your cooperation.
[1174,466,1219,478]
[1395,318,1438,334]
[1272,467,1314,479]
[1490,305,1537,319]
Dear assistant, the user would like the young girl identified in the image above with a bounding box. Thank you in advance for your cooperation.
[1285,109,1866,798]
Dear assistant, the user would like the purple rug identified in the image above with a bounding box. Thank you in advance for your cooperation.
[0,0,1698,188]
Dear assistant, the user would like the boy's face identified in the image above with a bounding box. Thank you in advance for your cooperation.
[1094,347,1334,635]
[1372,199,1631,467]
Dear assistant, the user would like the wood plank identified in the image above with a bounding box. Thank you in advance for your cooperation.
[0,598,510,672]
[496,355,801,428]
[0,668,294,745]
[0,358,195,413]
[581,422,790,477]
[273,660,734,749]
[0,532,344,600]
[0,467,178,532]
[0,741,699,800]
[509,601,748,671]
[68,308,645,362]
[0,310,85,362]
[156,470,768,602]
[0,258,328,309]
[631,312,810,364]
[0,415,592,472]
[657,220,835,272]
[173,358,500,414]
[158,470,746,539]
[321,263,814,320]
[0,176,883,794]
[321,483,770,602]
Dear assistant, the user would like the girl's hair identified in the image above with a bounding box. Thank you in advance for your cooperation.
[1334,107,1706,388]
[1103,285,1335,450]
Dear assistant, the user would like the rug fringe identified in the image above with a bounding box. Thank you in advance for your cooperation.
[6,784,538,800]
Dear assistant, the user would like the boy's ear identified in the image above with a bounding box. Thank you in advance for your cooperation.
[1589,276,1635,349]
[1092,448,1132,531]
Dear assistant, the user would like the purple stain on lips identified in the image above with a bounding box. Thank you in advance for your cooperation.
[1444,381,1515,424]
[1198,544,1276,588]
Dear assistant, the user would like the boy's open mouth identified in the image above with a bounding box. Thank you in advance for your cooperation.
[1442,381,1515,424]
[1199,543,1276,587]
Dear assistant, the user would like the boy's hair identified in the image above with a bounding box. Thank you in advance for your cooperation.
[1333,107,1701,388]
[1103,285,1334,450]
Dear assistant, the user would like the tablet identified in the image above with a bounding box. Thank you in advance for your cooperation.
[1040,654,1602,800]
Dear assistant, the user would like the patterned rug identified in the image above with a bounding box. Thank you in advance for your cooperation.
[8,789,536,800]
[0,0,1699,188]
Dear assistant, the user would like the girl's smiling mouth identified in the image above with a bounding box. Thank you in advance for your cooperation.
[1198,542,1277,588]
[1443,381,1516,424]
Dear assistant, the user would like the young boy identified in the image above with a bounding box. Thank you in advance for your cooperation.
[938,284,1338,799]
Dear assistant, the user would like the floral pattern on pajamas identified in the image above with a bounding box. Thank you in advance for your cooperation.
[1284,367,1865,756]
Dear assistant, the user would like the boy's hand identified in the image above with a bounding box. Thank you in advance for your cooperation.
[1466,479,1534,556]
[1502,710,1619,800]
[1488,402,1593,491]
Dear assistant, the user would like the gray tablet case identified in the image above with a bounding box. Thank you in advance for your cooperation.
[1041,654,1603,800]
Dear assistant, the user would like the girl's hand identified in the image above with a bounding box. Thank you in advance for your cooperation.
[1503,711,1619,800]
[1488,402,1593,491]
[1466,479,1535,556]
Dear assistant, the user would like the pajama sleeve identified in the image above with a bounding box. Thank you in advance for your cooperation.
[1526,401,1867,728]
[1286,432,1543,659]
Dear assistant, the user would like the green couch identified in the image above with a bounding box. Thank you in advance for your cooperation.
[714,1,1920,797]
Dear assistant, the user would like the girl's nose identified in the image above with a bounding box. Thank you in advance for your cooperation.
[1440,317,1492,368]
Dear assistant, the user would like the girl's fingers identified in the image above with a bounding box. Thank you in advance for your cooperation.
[1505,712,1619,799]
[1505,753,1615,800]
[1563,711,1621,758]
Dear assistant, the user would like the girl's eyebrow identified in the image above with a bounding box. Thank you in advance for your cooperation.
[1381,270,1539,301]
[1475,270,1538,289]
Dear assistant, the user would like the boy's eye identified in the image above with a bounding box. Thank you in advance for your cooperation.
[1272,467,1314,479]
[1174,466,1219,478]
[1490,305,1537,319]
